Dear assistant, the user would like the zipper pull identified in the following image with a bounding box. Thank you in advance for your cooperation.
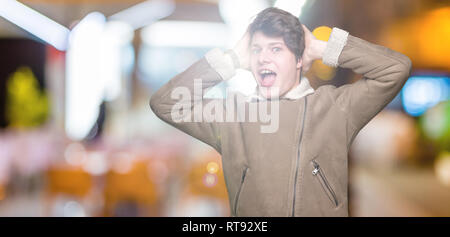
[312,160,320,176]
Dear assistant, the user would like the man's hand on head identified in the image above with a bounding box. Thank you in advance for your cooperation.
[232,29,251,70]
[300,24,327,72]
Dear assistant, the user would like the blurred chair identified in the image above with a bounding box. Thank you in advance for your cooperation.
[186,152,228,200]
[103,161,159,216]
[44,166,93,216]
[174,151,229,216]
[0,184,5,202]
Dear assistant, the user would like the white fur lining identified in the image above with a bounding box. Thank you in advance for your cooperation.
[247,76,315,102]
[322,27,349,68]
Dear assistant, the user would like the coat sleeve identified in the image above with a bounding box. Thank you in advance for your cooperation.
[149,48,239,153]
[323,28,412,135]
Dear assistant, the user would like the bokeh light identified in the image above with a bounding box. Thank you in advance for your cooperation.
[402,76,450,117]
[202,173,218,188]
[1,0,450,218]
[434,151,450,187]
[206,162,219,174]
[64,142,87,166]
[421,100,450,150]
[312,26,332,41]
[311,26,336,81]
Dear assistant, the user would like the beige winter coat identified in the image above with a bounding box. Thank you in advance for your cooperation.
[150,27,412,216]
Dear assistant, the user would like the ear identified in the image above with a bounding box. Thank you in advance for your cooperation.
[296,58,302,69]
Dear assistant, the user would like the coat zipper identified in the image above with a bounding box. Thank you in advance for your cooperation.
[291,96,307,216]
[234,166,248,216]
[312,160,339,207]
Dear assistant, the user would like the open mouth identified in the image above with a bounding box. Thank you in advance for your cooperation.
[259,69,277,87]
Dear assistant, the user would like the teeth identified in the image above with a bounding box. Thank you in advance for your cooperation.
[260,69,274,75]
[260,69,276,81]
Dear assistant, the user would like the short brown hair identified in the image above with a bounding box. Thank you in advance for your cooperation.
[249,7,305,61]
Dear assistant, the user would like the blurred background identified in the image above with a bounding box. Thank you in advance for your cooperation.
[0,0,449,217]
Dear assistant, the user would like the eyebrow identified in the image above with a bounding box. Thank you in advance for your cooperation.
[269,42,284,46]
[251,42,284,47]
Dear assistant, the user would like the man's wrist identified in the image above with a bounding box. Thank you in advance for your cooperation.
[205,48,237,80]
[225,49,240,69]
[312,39,327,61]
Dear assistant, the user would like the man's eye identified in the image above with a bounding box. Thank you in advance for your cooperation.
[272,47,281,53]
[252,48,261,54]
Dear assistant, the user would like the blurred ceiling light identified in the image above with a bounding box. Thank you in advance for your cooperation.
[100,20,134,101]
[0,0,70,50]
[219,0,269,45]
[66,12,106,141]
[108,0,175,30]
[141,20,229,48]
[103,20,134,46]
[218,0,268,95]
[402,76,450,117]
[274,0,307,17]
[219,0,269,25]
[66,12,135,141]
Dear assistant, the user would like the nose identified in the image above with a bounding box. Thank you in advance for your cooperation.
[258,49,272,65]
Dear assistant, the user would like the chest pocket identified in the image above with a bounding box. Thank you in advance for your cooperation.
[311,159,339,208]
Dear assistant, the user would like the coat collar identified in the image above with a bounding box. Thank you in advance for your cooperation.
[247,76,315,102]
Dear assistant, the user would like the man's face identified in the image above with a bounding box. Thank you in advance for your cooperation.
[250,31,302,99]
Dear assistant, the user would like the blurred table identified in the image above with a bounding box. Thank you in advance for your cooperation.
[350,164,450,217]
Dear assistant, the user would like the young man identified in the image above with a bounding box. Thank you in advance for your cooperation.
[150,8,412,216]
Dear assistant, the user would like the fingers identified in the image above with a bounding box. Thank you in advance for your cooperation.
[301,24,310,34]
